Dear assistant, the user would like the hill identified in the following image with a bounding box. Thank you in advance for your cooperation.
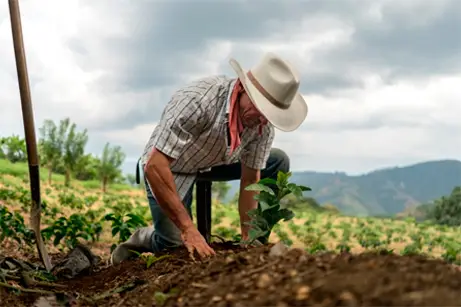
[224,159,461,216]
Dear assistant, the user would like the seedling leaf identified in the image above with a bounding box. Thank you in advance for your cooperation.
[244,183,275,195]
[257,178,278,186]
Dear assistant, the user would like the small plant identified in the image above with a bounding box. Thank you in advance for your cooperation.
[400,232,424,256]
[272,224,293,246]
[84,195,99,207]
[154,288,180,306]
[58,191,84,210]
[0,186,17,201]
[303,229,328,253]
[441,242,461,265]
[41,213,103,249]
[0,205,35,247]
[243,171,311,245]
[212,209,226,225]
[336,242,351,253]
[130,251,172,268]
[104,212,147,243]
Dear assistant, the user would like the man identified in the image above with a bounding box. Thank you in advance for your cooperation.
[110,52,308,265]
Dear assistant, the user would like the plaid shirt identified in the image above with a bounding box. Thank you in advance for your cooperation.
[141,75,275,201]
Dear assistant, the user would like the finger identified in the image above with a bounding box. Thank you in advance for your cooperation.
[193,239,211,259]
[202,244,216,257]
[195,245,208,259]
[189,249,197,262]
[207,245,216,255]
[200,237,215,255]
[196,246,211,260]
[185,244,197,262]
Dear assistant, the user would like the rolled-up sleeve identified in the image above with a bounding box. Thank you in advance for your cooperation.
[240,124,275,170]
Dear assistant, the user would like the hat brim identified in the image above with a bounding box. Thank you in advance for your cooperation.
[229,58,308,132]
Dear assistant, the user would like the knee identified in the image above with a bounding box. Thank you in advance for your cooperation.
[270,148,290,173]
[146,194,183,251]
[150,209,183,251]
[152,229,183,253]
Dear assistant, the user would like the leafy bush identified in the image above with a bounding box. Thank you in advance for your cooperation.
[41,213,103,249]
[429,187,461,226]
[0,205,35,247]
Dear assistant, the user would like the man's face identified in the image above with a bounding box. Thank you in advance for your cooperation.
[238,90,268,129]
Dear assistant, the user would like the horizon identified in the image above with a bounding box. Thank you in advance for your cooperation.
[121,157,461,179]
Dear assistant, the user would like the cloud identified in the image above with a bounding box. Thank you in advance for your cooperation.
[302,74,461,131]
[322,0,461,81]
[278,74,460,167]
[0,0,459,176]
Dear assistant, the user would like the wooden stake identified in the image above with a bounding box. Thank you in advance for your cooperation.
[8,0,52,272]
[196,181,212,243]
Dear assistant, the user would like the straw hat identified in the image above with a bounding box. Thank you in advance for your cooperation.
[229,52,308,131]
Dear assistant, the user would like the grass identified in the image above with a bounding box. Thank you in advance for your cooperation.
[0,159,133,192]
[1,158,460,264]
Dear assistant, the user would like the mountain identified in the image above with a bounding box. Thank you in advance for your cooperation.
[223,160,461,216]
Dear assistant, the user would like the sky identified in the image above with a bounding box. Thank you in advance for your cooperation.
[0,0,460,176]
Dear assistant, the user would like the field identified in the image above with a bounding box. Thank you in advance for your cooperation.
[1,159,461,306]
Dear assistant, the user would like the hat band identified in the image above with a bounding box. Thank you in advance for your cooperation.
[247,71,289,110]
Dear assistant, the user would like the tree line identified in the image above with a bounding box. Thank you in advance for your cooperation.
[0,117,126,192]
[1,118,329,205]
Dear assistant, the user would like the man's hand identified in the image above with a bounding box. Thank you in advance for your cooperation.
[181,224,216,260]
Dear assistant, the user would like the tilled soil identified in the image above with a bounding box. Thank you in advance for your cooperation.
[2,242,461,306]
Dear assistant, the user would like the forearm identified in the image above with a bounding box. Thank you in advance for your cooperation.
[238,183,258,238]
[145,159,194,232]
[238,162,261,239]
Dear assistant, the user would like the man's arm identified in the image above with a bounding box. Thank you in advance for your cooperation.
[238,124,275,240]
[144,149,194,232]
[238,164,260,240]
[145,147,215,259]
[143,88,207,232]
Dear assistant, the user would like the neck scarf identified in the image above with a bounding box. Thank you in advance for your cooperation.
[228,80,244,155]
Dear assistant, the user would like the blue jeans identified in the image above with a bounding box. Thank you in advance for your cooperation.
[144,148,290,253]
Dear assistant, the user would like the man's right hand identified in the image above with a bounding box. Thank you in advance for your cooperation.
[180,224,216,260]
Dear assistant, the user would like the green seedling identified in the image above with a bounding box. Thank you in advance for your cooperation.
[130,250,172,268]
[243,171,311,245]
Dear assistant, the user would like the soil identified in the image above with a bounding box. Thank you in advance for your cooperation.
[1,241,461,307]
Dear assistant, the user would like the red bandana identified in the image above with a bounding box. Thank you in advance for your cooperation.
[228,80,244,155]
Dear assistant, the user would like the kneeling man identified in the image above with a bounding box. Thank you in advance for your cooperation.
[111,52,308,265]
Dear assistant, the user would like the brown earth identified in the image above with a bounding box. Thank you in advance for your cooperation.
[1,241,461,307]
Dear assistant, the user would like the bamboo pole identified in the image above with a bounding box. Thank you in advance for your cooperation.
[8,0,52,272]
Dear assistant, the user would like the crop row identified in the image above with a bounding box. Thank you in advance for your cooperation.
[1,178,461,265]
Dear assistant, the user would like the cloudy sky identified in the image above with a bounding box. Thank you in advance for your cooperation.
[0,0,460,176]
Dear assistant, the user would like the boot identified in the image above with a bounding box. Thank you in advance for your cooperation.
[110,226,154,265]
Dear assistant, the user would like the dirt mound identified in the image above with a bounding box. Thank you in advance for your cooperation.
[2,242,461,306]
